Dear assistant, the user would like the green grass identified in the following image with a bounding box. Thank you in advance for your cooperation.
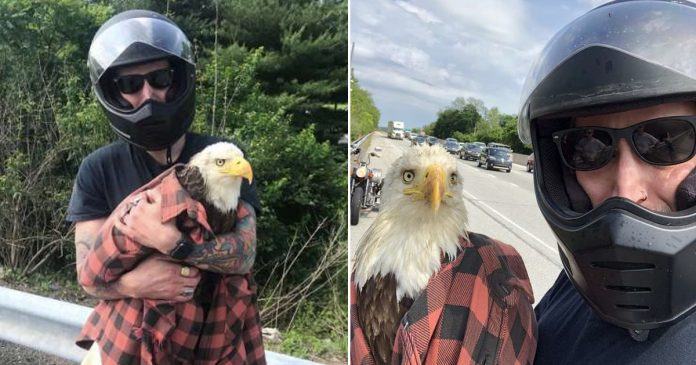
[265,301,347,364]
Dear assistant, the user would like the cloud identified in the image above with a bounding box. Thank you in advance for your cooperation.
[394,1,442,24]
[350,0,600,127]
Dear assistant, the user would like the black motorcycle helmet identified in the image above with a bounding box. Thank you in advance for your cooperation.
[518,0,696,336]
[87,9,195,151]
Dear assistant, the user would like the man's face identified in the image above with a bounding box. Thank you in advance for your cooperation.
[116,59,171,109]
[574,101,696,212]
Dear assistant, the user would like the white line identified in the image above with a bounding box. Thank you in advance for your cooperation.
[461,190,557,256]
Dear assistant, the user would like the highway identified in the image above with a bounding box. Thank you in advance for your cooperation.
[350,132,563,302]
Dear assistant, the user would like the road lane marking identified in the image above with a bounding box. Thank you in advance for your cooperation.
[461,189,561,266]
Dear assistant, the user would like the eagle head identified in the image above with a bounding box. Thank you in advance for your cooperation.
[187,142,253,213]
[354,145,468,300]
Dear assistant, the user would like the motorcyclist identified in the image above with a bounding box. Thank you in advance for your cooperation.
[518,1,696,363]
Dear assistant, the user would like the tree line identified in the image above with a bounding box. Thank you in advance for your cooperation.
[349,74,379,141]
[421,97,532,154]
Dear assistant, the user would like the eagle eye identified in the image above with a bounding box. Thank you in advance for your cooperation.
[450,173,458,185]
[215,159,225,166]
[402,170,415,183]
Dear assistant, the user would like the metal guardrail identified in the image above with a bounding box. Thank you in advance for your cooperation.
[350,132,372,150]
[0,286,321,365]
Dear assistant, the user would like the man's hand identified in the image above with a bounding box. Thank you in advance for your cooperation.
[116,189,180,254]
[119,254,201,302]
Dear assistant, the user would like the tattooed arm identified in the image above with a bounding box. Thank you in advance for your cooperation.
[182,200,257,274]
[75,219,201,301]
[117,189,258,275]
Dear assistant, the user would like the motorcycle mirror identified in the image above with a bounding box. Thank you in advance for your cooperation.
[370,152,381,158]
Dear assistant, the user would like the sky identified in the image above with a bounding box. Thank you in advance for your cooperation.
[350,0,611,128]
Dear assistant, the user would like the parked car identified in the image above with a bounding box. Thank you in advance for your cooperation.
[461,144,482,160]
[472,141,486,148]
[444,140,461,154]
[404,130,412,140]
[478,147,513,172]
[427,136,438,146]
[527,152,535,172]
[412,135,426,146]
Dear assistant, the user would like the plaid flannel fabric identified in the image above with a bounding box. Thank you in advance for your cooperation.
[76,165,265,365]
[351,233,537,365]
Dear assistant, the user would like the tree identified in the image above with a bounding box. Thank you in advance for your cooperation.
[431,104,481,138]
[350,75,379,140]
[486,107,501,127]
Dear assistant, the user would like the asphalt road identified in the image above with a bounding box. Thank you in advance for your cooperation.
[0,340,74,365]
[350,131,563,302]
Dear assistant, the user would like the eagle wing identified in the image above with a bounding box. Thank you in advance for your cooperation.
[357,274,412,365]
[176,165,236,234]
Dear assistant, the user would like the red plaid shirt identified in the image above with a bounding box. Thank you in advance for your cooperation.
[76,165,265,365]
[351,233,537,365]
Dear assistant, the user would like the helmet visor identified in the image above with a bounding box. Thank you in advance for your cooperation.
[519,0,696,143]
[88,16,193,84]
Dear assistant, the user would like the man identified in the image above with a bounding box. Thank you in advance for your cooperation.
[517,0,696,363]
[67,10,264,364]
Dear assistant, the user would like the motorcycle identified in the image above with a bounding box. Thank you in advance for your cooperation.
[350,146,383,226]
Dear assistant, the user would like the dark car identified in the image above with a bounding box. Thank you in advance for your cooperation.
[487,142,512,152]
[412,135,426,146]
[472,141,486,149]
[427,136,438,146]
[527,153,534,172]
[444,140,461,154]
[478,147,513,172]
[461,144,482,160]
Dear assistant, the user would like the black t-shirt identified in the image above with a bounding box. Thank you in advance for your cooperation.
[535,271,696,364]
[67,133,260,222]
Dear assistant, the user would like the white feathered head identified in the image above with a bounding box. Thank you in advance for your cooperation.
[188,142,253,212]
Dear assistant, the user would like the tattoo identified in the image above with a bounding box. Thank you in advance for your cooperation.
[75,238,94,278]
[81,281,129,301]
[184,210,256,274]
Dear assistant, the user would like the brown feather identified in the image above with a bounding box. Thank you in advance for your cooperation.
[175,165,236,235]
[357,274,412,365]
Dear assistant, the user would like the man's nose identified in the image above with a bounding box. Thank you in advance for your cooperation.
[611,139,649,204]
[140,81,155,100]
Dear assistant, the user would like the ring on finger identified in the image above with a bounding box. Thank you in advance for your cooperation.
[180,287,194,297]
[180,266,191,277]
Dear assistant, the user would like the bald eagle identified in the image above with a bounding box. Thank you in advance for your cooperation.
[176,141,253,233]
[353,145,469,364]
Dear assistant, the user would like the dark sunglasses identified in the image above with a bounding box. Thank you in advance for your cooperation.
[113,68,174,94]
[552,116,696,171]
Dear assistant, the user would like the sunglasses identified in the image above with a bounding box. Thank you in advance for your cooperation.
[552,116,696,171]
[113,68,174,94]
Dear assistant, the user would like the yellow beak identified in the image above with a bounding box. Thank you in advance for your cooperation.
[424,164,446,211]
[224,157,253,184]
